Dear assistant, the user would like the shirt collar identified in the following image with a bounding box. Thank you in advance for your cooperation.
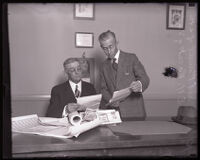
[69,80,82,94]
[114,50,120,63]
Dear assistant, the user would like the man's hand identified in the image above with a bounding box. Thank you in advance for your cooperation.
[129,80,142,93]
[83,110,97,121]
[67,103,85,113]
[110,101,120,108]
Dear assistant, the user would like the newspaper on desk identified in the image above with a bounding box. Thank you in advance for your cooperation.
[12,109,121,139]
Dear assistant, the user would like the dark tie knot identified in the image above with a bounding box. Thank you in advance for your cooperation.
[112,58,118,71]
[75,85,80,98]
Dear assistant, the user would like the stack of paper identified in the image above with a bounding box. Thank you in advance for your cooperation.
[12,114,72,138]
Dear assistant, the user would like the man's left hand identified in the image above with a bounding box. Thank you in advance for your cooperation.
[110,101,120,108]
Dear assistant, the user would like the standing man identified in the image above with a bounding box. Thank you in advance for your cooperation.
[98,30,150,120]
[46,58,96,118]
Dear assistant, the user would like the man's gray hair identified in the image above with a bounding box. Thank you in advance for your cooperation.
[98,30,116,42]
[63,58,80,68]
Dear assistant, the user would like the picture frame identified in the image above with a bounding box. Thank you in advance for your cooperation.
[78,58,95,84]
[74,3,94,20]
[167,4,186,30]
[75,32,94,48]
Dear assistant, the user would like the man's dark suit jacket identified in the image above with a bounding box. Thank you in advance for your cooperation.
[46,80,96,118]
[100,51,150,120]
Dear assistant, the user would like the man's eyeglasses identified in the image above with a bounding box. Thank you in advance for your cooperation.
[67,67,82,73]
[101,45,114,51]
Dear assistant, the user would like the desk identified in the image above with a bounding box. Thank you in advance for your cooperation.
[12,117,197,157]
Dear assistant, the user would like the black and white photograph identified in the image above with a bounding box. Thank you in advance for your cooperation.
[167,4,186,30]
[2,2,197,158]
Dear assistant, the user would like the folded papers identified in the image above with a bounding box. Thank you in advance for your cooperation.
[76,94,102,109]
[106,87,132,106]
[12,114,72,138]
[12,109,121,139]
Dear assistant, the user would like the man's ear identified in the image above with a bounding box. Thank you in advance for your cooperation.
[116,40,119,46]
[64,68,67,74]
[64,69,68,78]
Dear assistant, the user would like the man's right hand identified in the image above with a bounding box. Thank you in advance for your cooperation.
[110,101,120,108]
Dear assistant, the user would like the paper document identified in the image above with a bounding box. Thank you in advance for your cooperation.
[70,118,102,137]
[12,108,122,139]
[68,109,122,137]
[67,109,121,126]
[77,94,102,109]
[12,114,72,138]
[97,109,122,125]
[107,87,131,105]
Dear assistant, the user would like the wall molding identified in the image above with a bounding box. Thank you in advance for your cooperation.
[11,94,197,101]
[12,95,51,101]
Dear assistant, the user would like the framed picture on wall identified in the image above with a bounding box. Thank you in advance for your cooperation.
[74,3,94,20]
[78,58,95,84]
[75,32,94,48]
[167,4,186,30]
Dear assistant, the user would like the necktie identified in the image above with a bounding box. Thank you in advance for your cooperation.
[75,85,80,98]
[112,58,118,71]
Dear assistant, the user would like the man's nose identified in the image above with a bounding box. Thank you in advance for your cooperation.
[107,48,111,54]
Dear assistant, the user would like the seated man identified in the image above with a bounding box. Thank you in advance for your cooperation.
[46,58,96,118]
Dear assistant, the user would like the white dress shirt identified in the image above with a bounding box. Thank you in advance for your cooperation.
[69,80,82,96]
[114,49,120,63]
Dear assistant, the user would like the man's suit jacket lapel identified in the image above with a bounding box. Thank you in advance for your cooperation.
[105,60,117,91]
[81,81,87,96]
[65,81,77,102]
[116,51,127,90]
[66,81,89,98]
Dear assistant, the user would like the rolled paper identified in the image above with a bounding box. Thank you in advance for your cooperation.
[69,118,102,137]
[68,111,82,126]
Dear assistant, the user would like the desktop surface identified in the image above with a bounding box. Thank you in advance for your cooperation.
[12,117,197,157]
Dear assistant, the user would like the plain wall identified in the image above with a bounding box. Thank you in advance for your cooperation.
[8,3,197,117]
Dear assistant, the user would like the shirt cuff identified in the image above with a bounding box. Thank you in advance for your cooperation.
[62,105,68,117]
[137,80,143,92]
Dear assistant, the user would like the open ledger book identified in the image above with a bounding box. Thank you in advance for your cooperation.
[12,109,121,139]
